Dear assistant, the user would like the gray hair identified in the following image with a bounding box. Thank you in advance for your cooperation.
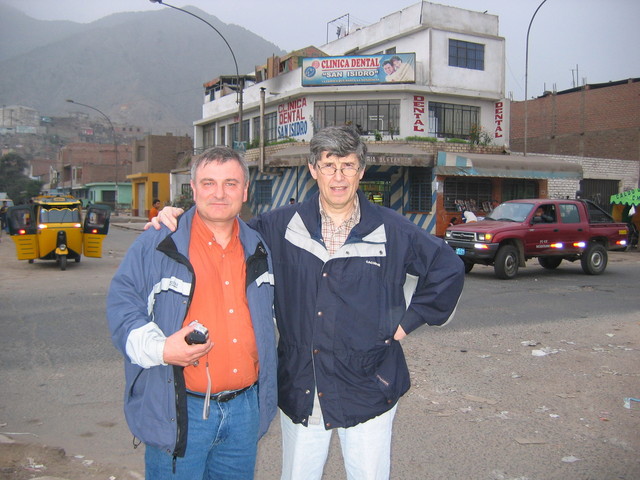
[190,146,249,184]
[309,126,367,169]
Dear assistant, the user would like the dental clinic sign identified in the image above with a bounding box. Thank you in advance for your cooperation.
[302,53,416,86]
[277,97,309,139]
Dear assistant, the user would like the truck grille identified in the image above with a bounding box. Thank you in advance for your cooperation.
[449,231,476,241]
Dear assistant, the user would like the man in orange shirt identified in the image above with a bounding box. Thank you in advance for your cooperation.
[148,199,161,221]
[107,147,277,479]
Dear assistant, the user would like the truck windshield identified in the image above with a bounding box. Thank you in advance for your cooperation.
[485,203,535,222]
[40,207,81,224]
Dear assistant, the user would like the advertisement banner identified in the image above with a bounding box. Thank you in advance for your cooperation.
[302,53,416,86]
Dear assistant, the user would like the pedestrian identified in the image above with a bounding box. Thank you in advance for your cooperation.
[289,198,295,204]
[0,201,8,233]
[151,126,465,480]
[107,146,277,479]
[148,198,161,221]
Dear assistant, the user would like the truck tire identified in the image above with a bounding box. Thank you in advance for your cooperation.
[538,257,562,270]
[581,243,607,275]
[494,245,519,279]
[463,260,474,273]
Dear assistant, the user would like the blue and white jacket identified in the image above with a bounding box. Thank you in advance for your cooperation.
[249,189,464,429]
[107,206,277,457]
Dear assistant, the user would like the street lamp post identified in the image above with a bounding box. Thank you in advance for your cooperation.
[66,99,119,212]
[524,0,548,156]
[149,0,244,145]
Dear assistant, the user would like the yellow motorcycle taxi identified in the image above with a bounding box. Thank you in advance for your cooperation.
[6,195,111,270]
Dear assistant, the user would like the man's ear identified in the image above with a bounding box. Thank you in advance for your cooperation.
[308,163,318,180]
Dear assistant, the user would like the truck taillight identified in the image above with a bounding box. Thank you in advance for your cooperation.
[91,228,98,234]
[38,224,48,229]
[18,229,26,235]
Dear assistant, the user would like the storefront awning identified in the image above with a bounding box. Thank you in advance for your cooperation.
[610,187,640,206]
[435,152,583,179]
[266,143,434,167]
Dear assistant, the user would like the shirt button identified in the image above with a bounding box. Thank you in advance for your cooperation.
[313,349,319,354]
[384,339,391,344]
[318,392,324,397]
[322,272,328,277]
[233,338,238,343]
[225,280,230,285]
[325,422,331,428]
[305,389,311,394]
[317,311,323,316]
[233,369,238,373]
[208,241,212,246]
[229,309,234,314]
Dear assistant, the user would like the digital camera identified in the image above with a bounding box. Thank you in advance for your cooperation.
[185,321,209,345]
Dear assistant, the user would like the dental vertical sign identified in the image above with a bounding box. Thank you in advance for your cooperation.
[277,97,308,139]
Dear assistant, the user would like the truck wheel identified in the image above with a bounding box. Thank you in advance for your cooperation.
[494,245,519,279]
[463,260,474,273]
[581,243,607,275]
[538,257,562,270]
[59,255,67,271]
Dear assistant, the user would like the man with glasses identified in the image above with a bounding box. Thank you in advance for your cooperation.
[152,126,464,479]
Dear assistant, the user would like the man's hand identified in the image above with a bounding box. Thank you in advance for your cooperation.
[394,325,407,341]
[144,206,184,231]
[163,324,212,367]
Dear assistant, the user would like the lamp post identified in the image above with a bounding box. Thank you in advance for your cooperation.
[149,0,244,145]
[524,0,548,156]
[66,99,119,211]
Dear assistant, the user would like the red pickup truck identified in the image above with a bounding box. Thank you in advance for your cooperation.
[444,199,628,279]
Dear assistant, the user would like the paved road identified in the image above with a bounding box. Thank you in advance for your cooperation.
[0,221,638,479]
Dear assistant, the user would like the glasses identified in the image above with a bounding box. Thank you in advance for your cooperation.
[316,164,361,177]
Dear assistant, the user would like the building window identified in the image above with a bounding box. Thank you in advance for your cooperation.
[449,39,485,70]
[152,181,159,199]
[252,112,278,144]
[502,179,538,201]
[314,100,400,136]
[203,122,215,148]
[181,184,192,197]
[407,167,433,212]
[428,102,479,139]
[443,178,492,212]
[230,119,250,144]
[254,179,273,205]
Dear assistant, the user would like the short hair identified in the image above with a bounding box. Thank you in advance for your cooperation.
[190,146,249,184]
[390,56,402,63]
[309,126,367,169]
[152,198,160,204]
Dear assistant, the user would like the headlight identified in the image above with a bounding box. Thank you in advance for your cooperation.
[445,231,452,238]
[477,233,493,242]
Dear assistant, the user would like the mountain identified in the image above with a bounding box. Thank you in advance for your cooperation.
[0,4,286,135]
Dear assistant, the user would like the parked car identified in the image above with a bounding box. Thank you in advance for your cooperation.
[444,199,628,279]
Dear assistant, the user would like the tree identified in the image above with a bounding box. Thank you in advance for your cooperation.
[0,153,43,203]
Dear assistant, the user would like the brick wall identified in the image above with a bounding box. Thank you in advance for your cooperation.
[510,79,640,161]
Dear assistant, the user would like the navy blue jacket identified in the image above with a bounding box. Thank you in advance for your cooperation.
[107,207,277,456]
[250,189,464,429]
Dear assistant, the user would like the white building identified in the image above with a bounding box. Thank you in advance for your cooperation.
[194,2,507,148]
[178,1,585,236]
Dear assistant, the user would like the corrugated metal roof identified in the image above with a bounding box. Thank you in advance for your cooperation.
[435,152,583,179]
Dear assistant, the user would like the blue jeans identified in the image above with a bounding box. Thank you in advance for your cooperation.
[145,384,259,480]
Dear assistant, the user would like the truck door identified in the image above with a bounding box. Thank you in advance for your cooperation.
[83,205,111,257]
[556,203,586,254]
[524,203,563,254]
[7,205,38,260]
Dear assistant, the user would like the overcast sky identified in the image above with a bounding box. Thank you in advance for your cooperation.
[4,0,639,100]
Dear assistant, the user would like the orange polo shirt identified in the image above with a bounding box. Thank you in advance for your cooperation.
[183,211,259,394]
